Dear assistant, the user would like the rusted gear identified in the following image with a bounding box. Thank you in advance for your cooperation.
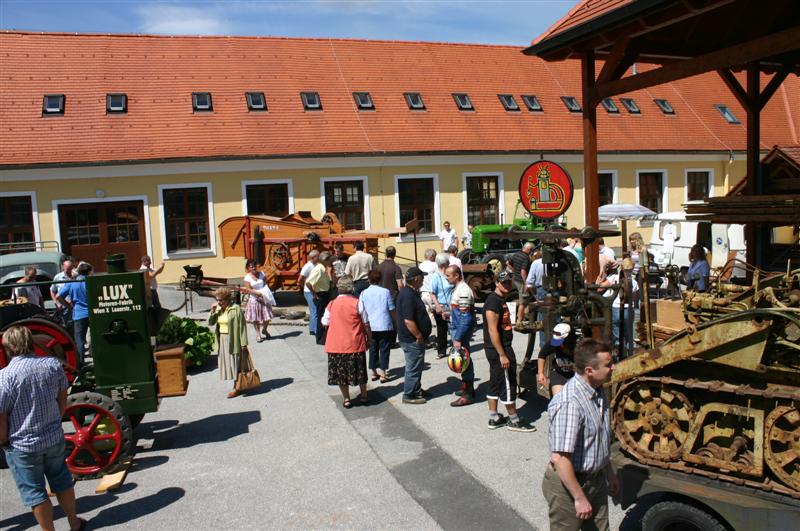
[615,381,694,461]
[765,405,800,491]
[268,243,292,270]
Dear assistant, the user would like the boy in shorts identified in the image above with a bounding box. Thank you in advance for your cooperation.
[483,271,536,432]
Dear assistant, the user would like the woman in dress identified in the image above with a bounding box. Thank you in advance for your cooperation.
[242,259,274,342]
[208,287,250,398]
[321,275,371,409]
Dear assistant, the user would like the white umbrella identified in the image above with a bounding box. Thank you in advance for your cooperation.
[598,203,656,254]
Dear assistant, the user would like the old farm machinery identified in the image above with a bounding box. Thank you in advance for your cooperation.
[0,271,187,479]
[218,211,397,291]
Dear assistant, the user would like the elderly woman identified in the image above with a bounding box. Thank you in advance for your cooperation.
[208,287,250,398]
[242,259,274,342]
[322,275,371,409]
[687,244,711,292]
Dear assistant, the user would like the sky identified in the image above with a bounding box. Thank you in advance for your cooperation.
[0,0,574,46]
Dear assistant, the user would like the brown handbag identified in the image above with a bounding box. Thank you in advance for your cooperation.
[235,348,261,392]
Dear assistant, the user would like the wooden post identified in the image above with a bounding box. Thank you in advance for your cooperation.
[745,63,761,269]
[582,51,600,283]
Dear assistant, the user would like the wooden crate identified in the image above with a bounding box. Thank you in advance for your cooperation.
[155,344,188,397]
[655,299,686,331]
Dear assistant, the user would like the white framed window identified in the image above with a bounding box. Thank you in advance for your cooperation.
[561,96,581,113]
[245,92,267,111]
[301,91,322,110]
[654,98,675,115]
[452,93,474,111]
[157,183,216,258]
[620,97,641,114]
[192,92,212,111]
[394,173,440,242]
[522,94,543,112]
[319,176,370,231]
[404,92,425,110]
[106,93,127,113]
[685,168,714,202]
[462,172,505,229]
[601,98,619,114]
[636,169,668,225]
[0,191,40,252]
[715,104,740,124]
[42,94,65,115]
[498,94,519,112]
[242,178,294,217]
[353,92,374,110]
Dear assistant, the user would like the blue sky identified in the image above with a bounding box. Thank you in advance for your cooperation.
[0,0,573,46]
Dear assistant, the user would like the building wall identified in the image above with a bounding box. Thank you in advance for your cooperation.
[0,153,746,283]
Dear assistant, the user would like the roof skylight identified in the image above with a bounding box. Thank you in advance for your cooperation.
[106,93,127,114]
[404,92,425,110]
[715,104,740,124]
[561,96,581,113]
[192,92,212,111]
[601,98,619,113]
[353,92,374,110]
[498,94,519,111]
[453,93,474,111]
[301,91,322,111]
[620,98,641,114]
[521,95,542,112]
[246,92,267,111]
[654,99,675,115]
[42,94,65,115]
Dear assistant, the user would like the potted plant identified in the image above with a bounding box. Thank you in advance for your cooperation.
[157,315,215,368]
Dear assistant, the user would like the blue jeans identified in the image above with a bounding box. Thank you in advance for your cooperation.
[612,306,635,356]
[5,439,74,507]
[304,291,317,334]
[368,330,393,372]
[73,317,89,366]
[400,341,425,399]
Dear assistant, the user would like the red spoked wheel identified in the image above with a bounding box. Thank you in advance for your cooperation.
[63,391,134,479]
[0,318,79,382]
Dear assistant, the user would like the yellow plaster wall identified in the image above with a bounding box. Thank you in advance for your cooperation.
[2,156,746,283]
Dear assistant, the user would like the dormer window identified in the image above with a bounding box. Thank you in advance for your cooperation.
[246,92,267,111]
[522,95,543,112]
[654,98,675,115]
[106,93,127,113]
[353,92,374,110]
[715,104,739,124]
[42,94,65,115]
[404,92,425,110]
[498,94,519,111]
[301,91,322,111]
[561,96,581,113]
[452,93,474,111]
[192,92,212,111]
[601,98,619,114]
[620,97,641,114]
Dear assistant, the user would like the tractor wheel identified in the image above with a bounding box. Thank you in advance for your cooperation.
[63,391,134,480]
[480,252,506,277]
[457,249,479,264]
[0,318,79,382]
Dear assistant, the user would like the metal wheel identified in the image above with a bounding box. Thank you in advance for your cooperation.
[765,405,800,491]
[267,243,292,270]
[614,381,694,461]
[480,252,506,277]
[457,249,479,264]
[63,391,134,479]
[0,318,79,382]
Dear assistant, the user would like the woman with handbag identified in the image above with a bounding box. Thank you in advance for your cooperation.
[321,275,371,409]
[209,287,256,398]
[242,259,274,342]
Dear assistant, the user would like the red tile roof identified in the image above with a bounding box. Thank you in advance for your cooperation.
[0,31,797,168]
[530,0,635,47]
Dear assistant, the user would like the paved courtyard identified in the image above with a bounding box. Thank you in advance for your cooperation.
[1,289,627,530]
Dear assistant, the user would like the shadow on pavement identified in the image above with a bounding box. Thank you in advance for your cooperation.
[516,393,548,424]
[187,354,218,375]
[88,486,185,529]
[241,377,294,396]
[266,330,302,340]
[137,411,262,450]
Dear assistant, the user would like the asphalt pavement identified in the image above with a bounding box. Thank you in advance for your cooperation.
[1,286,625,530]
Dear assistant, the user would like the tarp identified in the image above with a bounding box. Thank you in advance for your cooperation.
[598,203,657,221]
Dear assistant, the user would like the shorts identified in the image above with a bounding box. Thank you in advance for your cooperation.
[5,439,74,507]
[548,369,572,387]
[512,279,529,304]
[486,347,517,404]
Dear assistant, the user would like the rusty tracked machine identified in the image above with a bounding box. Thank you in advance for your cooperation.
[612,265,800,498]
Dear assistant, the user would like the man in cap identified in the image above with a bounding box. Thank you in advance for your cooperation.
[537,323,577,396]
[483,270,536,432]
[395,266,432,404]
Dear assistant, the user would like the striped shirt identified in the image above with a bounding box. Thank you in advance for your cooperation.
[547,374,611,474]
[0,355,67,452]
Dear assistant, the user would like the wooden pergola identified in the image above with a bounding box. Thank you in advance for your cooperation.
[524,0,800,281]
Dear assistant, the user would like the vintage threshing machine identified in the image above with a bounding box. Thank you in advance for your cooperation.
[0,271,187,479]
[218,211,397,291]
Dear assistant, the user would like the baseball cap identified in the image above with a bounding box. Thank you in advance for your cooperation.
[405,266,427,280]
[495,270,512,283]
[550,323,571,346]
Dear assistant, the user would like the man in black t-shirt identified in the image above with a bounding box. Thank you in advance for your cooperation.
[483,271,536,433]
[536,322,576,396]
[396,266,432,404]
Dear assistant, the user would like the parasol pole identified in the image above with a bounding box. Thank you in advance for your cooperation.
[621,219,628,255]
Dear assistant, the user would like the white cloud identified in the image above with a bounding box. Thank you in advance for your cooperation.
[135,4,233,35]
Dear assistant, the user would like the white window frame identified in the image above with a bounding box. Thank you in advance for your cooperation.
[596,170,619,228]
[522,94,542,112]
[394,173,440,243]
[404,92,425,110]
[462,172,505,230]
[245,92,267,111]
[635,169,668,226]
[498,94,519,111]
[353,92,374,110]
[601,98,620,114]
[0,191,41,243]
[106,93,127,113]
[319,175,371,230]
[301,91,321,110]
[157,182,216,259]
[241,178,294,217]
[51,194,154,259]
[684,168,715,203]
[192,92,212,111]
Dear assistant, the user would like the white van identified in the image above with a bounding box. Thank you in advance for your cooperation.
[648,212,746,279]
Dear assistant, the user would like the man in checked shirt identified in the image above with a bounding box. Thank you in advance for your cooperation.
[542,338,618,531]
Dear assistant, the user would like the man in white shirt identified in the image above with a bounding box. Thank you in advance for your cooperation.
[439,221,457,251]
[598,238,616,261]
[50,256,75,332]
[344,240,376,296]
[299,250,320,336]
[447,246,462,269]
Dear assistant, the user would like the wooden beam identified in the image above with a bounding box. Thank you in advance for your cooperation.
[717,69,751,109]
[582,51,600,284]
[596,38,638,87]
[758,69,791,111]
[745,62,761,271]
[593,25,800,100]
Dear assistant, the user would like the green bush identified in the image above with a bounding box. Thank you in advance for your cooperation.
[157,315,215,367]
